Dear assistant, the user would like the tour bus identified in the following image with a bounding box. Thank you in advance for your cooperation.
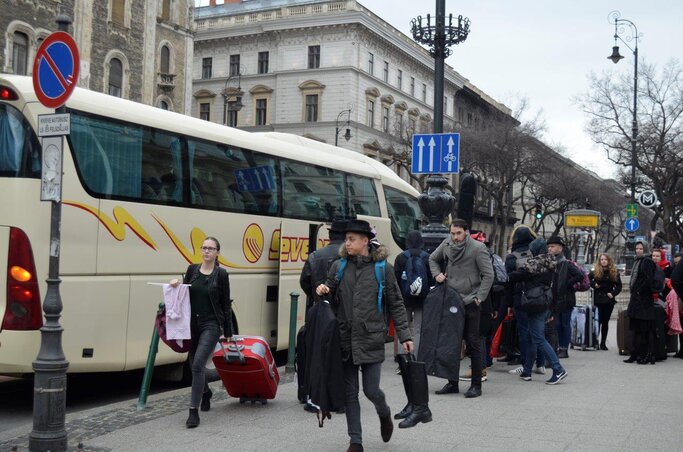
[0,75,421,377]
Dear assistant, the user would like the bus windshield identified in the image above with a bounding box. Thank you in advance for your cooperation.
[0,103,41,178]
[384,186,421,249]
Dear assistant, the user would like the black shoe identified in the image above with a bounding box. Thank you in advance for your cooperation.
[303,403,318,413]
[435,382,459,395]
[200,389,212,412]
[398,405,432,428]
[394,403,412,420]
[464,385,482,398]
[623,356,638,363]
[346,444,364,452]
[557,349,569,359]
[186,408,199,428]
[379,415,393,443]
[637,355,650,365]
[600,344,608,351]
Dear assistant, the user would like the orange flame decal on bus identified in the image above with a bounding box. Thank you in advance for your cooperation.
[64,201,157,250]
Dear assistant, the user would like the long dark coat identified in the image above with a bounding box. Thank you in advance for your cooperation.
[627,256,657,321]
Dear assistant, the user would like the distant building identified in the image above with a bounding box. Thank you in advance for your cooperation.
[0,0,194,113]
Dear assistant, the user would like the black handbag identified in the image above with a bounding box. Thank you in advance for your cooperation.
[520,285,551,314]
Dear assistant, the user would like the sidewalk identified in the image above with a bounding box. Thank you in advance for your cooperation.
[2,320,681,451]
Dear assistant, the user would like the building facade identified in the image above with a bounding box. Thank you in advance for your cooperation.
[1,0,194,113]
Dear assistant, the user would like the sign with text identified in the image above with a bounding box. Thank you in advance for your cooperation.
[564,209,601,228]
[38,113,70,137]
[411,133,460,174]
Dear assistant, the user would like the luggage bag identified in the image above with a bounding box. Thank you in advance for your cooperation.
[570,303,599,351]
[213,335,280,404]
[617,308,634,356]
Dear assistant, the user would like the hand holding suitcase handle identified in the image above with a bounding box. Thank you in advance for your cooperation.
[219,336,246,365]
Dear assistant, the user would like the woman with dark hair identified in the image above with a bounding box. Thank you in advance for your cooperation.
[589,253,622,350]
[624,242,658,365]
[170,236,232,428]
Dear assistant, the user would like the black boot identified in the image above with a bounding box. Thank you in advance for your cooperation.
[399,360,432,428]
[464,385,482,398]
[394,354,413,420]
[623,354,638,363]
[186,408,199,428]
[201,389,212,412]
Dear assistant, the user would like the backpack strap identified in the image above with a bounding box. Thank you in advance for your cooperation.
[375,260,386,312]
[336,258,348,282]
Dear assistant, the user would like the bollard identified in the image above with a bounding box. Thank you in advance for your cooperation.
[137,302,164,410]
[285,292,299,373]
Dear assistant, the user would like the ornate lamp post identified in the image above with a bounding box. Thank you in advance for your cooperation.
[411,0,470,251]
[221,69,243,126]
[335,108,352,146]
[607,10,640,268]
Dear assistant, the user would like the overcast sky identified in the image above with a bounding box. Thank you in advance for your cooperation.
[195,1,683,180]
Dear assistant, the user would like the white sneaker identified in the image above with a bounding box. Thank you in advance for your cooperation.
[533,365,546,375]
[508,366,523,375]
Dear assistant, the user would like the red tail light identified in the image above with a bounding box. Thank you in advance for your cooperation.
[0,85,18,101]
[3,228,42,330]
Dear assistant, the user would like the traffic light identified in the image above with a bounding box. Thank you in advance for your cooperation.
[534,203,543,220]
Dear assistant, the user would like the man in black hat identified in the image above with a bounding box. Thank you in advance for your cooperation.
[300,219,348,308]
[547,235,583,360]
[316,219,415,452]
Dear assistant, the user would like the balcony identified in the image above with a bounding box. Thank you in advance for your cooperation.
[157,73,176,92]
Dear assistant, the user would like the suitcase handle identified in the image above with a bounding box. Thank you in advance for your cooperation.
[219,337,246,365]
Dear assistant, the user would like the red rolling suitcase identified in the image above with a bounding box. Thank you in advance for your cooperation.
[213,335,280,404]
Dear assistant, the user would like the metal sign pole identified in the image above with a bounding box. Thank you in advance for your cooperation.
[29,13,73,452]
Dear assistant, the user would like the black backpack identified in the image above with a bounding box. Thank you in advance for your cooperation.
[399,250,431,299]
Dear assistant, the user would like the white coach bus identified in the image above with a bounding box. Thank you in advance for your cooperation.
[0,75,421,377]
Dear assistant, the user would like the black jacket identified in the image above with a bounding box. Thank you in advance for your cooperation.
[418,284,465,381]
[671,263,683,300]
[589,269,622,305]
[393,249,432,309]
[300,240,344,307]
[627,256,658,321]
[183,264,233,337]
[552,259,584,312]
[304,301,344,414]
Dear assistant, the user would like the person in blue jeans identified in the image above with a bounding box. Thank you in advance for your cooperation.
[547,236,583,359]
[508,238,567,384]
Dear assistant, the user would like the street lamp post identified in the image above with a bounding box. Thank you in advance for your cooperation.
[335,108,352,146]
[222,69,243,126]
[607,10,640,267]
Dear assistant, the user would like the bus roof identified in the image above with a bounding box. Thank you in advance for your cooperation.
[1,75,383,180]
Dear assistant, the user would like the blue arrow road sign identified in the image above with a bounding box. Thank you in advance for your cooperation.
[235,165,276,193]
[624,217,640,232]
[411,133,460,174]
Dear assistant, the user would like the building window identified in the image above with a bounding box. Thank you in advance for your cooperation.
[258,51,269,74]
[112,0,125,26]
[202,57,212,79]
[305,94,318,122]
[396,112,404,136]
[200,102,210,121]
[227,100,239,127]
[159,100,169,110]
[160,45,170,74]
[383,61,389,82]
[382,107,389,133]
[108,58,123,97]
[256,99,267,125]
[444,96,448,115]
[368,53,374,75]
[422,83,427,102]
[409,118,416,133]
[410,77,415,97]
[229,55,240,76]
[308,45,320,69]
[367,100,375,128]
[11,32,28,75]
[397,69,402,90]
[161,0,170,21]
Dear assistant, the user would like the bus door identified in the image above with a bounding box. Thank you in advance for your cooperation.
[275,219,325,350]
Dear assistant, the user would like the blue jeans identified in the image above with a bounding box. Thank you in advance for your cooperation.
[343,360,389,445]
[555,308,572,349]
[189,316,220,408]
[524,311,564,375]
[516,309,544,367]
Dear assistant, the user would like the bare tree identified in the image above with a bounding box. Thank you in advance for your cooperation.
[577,60,683,244]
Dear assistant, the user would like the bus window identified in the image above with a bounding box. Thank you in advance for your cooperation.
[347,174,381,217]
[384,186,421,250]
[281,160,345,221]
[0,103,41,178]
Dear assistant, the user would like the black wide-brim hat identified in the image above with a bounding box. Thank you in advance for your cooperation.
[328,219,348,234]
[343,219,375,239]
[547,235,566,247]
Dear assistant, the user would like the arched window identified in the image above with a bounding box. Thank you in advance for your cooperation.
[160,45,170,74]
[159,100,169,110]
[12,31,29,75]
[109,58,123,97]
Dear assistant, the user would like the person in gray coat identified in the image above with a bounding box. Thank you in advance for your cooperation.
[428,219,494,398]
[316,219,413,452]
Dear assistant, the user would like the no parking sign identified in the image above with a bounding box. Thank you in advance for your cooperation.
[32,31,79,109]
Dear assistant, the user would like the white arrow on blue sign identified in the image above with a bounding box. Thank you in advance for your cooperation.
[411,133,460,174]
[624,217,640,232]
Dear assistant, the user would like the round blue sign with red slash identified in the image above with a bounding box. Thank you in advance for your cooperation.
[32,31,80,109]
